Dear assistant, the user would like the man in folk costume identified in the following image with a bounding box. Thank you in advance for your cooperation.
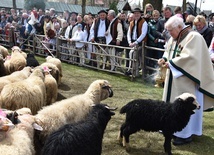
[126,8,148,75]
[92,9,110,69]
[158,16,214,145]
[105,10,123,71]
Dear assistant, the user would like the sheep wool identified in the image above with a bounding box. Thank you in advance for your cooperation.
[40,62,60,85]
[43,66,58,105]
[35,79,113,144]
[0,67,46,115]
[7,46,27,74]
[41,104,115,155]
[0,67,32,93]
[0,45,9,59]
[46,56,62,85]
[118,93,200,155]
[0,114,43,155]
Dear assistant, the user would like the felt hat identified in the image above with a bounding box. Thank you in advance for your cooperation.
[98,9,107,14]
[131,8,143,13]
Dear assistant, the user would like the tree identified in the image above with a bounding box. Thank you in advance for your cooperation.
[109,1,118,14]
[12,0,17,10]
[82,0,86,16]
[143,0,163,12]
[24,0,46,11]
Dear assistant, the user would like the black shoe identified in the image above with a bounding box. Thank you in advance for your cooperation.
[173,136,192,146]
[125,71,132,76]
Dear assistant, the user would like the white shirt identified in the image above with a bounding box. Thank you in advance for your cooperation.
[71,30,85,48]
[127,20,148,44]
[97,20,106,37]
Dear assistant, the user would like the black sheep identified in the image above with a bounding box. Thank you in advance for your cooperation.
[118,93,200,155]
[26,53,39,67]
[0,54,6,77]
[41,104,116,155]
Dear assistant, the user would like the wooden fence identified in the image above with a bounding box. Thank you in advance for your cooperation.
[0,29,165,80]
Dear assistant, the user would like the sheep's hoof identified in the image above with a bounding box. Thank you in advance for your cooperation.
[125,144,131,152]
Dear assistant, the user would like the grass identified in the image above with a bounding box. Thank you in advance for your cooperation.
[37,56,214,155]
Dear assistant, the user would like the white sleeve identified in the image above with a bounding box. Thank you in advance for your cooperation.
[136,21,148,43]
[64,26,70,39]
[127,26,131,44]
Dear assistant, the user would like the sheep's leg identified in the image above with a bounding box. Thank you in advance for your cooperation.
[123,125,138,152]
[118,123,126,145]
[163,132,172,155]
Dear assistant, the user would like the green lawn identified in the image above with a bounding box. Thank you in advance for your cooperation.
[37,55,214,155]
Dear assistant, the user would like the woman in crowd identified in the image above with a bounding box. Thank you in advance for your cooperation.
[193,15,213,47]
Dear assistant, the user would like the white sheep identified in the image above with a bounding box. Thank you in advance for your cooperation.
[4,46,26,74]
[43,66,58,105]
[46,56,62,85]
[0,67,32,93]
[0,45,9,59]
[35,79,113,145]
[40,62,60,85]
[0,67,46,115]
[0,113,43,155]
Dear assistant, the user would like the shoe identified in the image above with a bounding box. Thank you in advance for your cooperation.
[172,136,192,146]
[125,71,132,76]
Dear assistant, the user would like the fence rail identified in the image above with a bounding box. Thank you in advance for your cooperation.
[0,29,165,80]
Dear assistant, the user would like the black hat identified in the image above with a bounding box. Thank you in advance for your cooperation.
[71,11,78,15]
[131,8,143,13]
[98,9,107,14]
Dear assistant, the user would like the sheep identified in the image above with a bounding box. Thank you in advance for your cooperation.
[0,67,46,115]
[0,45,9,58]
[46,56,62,85]
[0,66,32,93]
[40,62,60,85]
[35,80,113,147]
[41,104,115,155]
[0,53,6,77]
[4,46,26,74]
[43,66,58,105]
[118,93,200,155]
[0,113,43,155]
[26,53,40,67]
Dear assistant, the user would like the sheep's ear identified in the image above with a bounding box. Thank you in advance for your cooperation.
[33,123,43,131]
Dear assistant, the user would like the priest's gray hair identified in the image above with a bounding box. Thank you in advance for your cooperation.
[165,15,185,30]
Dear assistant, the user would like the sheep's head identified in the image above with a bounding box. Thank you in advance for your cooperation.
[11,46,21,52]
[175,93,200,114]
[85,80,113,103]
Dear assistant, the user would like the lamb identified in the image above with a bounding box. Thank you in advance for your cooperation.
[0,45,9,58]
[4,46,26,74]
[0,66,32,93]
[41,104,115,155]
[43,66,58,105]
[40,62,60,85]
[35,80,113,146]
[26,53,40,67]
[46,56,62,85]
[0,67,46,115]
[0,113,43,155]
[118,93,200,155]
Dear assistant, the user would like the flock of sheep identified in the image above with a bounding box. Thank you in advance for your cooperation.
[0,45,200,155]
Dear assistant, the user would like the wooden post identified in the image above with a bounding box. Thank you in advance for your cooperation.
[142,41,145,79]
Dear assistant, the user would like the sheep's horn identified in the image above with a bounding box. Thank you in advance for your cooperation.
[105,106,118,111]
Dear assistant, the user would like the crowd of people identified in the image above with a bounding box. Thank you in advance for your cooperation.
[0,5,213,72]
